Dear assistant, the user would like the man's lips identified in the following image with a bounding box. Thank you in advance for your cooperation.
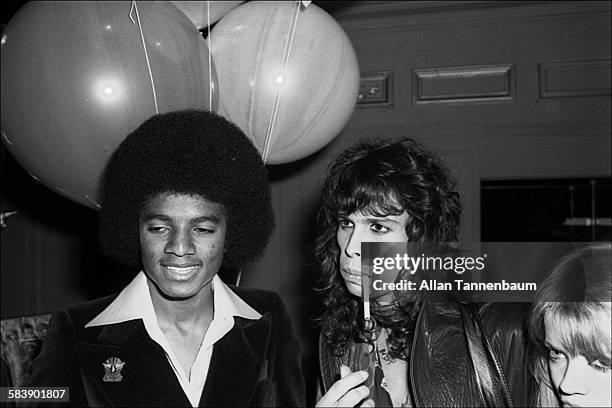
[161,263,201,275]
[341,269,371,286]
[161,260,201,267]
[341,268,359,277]
[342,268,373,278]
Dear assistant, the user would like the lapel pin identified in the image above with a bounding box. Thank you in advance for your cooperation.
[102,357,125,382]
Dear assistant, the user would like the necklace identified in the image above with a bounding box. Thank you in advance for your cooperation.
[375,338,411,407]
[377,344,397,364]
[375,329,397,365]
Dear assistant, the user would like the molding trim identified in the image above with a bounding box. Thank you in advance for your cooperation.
[328,2,611,34]
[325,1,609,21]
[357,71,393,107]
[325,1,544,20]
[412,64,515,105]
[538,59,612,99]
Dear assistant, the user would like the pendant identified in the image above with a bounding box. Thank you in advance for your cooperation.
[377,343,397,364]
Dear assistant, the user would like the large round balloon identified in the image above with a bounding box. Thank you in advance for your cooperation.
[171,1,244,29]
[209,1,359,164]
[1,1,218,209]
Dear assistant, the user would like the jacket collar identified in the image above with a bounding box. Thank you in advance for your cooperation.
[75,307,272,407]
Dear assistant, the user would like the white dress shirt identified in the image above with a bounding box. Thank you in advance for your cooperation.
[85,272,261,407]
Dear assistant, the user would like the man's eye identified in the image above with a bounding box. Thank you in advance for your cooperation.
[590,360,611,373]
[194,227,214,234]
[147,226,168,234]
[370,223,390,233]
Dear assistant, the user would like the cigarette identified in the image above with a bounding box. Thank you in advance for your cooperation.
[363,300,371,321]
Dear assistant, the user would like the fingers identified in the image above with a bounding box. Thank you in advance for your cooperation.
[329,368,369,399]
[360,399,375,408]
[340,364,351,379]
[337,384,370,407]
[316,366,371,407]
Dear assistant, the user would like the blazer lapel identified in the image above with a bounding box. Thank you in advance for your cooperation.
[75,320,191,407]
[199,312,272,407]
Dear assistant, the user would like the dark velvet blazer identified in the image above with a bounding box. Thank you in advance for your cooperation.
[25,286,306,407]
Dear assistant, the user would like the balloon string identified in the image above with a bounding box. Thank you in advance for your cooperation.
[235,269,242,287]
[207,1,213,111]
[262,1,301,164]
[130,1,159,114]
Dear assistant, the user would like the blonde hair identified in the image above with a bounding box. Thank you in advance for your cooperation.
[528,243,612,407]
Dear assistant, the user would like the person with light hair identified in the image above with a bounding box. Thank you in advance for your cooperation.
[528,242,611,407]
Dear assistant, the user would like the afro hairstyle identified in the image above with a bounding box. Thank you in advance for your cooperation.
[98,109,275,270]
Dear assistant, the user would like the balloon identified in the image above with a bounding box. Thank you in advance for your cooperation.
[171,1,244,29]
[209,1,359,164]
[1,1,218,209]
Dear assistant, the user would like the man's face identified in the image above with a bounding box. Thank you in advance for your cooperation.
[336,209,410,297]
[139,192,227,301]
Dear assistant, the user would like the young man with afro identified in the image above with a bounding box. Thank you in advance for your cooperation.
[26,110,306,407]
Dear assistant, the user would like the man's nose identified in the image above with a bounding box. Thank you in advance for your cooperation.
[165,229,196,256]
[344,228,362,258]
[559,358,590,396]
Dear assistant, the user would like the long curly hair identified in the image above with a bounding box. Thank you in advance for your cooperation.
[528,243,611,407]
[314,137,461,359]
[98,109,274,271]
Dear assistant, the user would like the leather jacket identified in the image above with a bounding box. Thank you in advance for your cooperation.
[319,301,532,407]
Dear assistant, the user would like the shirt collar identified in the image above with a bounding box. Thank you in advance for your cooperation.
[212,274,262,321]
[85,271,261,328]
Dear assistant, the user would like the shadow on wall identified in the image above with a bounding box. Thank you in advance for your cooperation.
[1,144,133,315]
[268,159,325,406]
